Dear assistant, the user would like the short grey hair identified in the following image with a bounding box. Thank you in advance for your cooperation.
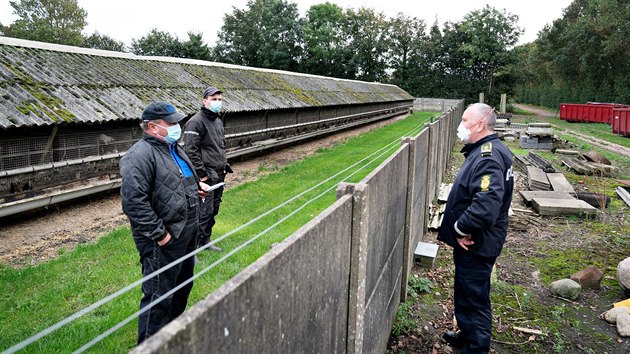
[466,103,496,131]
[140,120,151,131]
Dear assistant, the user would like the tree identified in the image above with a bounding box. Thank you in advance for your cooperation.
[302,2,353,78]
[214,0,303,71]
[439,5,522,104]
[131,29,183,57]
[387,13,427,94]
[181,32,213,61]
[5,0,87,46]
[82,31,126,52]
[513,0,630,107]
[344,7,389,82]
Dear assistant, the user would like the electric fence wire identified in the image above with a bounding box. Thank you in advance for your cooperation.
[72,121,412,353]
[2,116,433,354]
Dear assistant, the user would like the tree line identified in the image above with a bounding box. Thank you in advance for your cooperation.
[512,0,630,108]
[19,0,622,108]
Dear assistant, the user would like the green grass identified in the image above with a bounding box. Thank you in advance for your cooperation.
[0,112,435,353]
[510,106,537,116]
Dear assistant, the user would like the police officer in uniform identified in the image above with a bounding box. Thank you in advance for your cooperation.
[438,103,514,353]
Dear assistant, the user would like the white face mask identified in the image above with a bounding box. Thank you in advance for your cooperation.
[457,122,472,143]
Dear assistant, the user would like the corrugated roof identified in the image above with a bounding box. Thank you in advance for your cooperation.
[0,37,413,129]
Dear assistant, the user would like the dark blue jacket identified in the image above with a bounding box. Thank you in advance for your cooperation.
[438,133,514,257]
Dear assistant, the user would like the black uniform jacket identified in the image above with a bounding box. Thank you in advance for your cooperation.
[437,133,514,258]
[183,107,227,183]
[120,134,200,242]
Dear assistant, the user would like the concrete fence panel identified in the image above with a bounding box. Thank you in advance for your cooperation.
[345,144,410,353]
[400,127,430,301]
[426,121,439,205]
[133,195,354,354]
[413,98,462,112]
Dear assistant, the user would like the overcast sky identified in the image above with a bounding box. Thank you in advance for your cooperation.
[0,0,573,47]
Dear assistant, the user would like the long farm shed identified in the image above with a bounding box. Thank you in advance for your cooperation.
[0,37,414,217]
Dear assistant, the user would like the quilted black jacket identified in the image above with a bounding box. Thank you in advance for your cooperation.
[120,134,199,241]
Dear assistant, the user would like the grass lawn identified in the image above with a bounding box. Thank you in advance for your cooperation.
[0,111,435,353]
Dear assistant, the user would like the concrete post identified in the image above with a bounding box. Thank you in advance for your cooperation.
[500,94,507,113]
[345,182,369,354]
[400,137,414,302]
[479,92,485,103]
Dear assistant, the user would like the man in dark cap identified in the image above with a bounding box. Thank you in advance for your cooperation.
[183,86,231,252]
[120,101,210,344]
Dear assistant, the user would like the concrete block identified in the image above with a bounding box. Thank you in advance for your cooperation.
[414,242,439,268]
[532,197,598,216]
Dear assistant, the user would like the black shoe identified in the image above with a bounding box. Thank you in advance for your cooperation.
[442,331,463,349]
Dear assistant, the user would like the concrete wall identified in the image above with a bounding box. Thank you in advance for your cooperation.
[134,195,354,354]
[413,97,461,112]
[133,99,464,354]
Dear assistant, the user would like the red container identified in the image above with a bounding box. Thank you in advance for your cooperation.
[560,103,629,124]
[612,108,630,136]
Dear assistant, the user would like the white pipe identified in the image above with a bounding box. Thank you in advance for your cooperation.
[0,179,121,218]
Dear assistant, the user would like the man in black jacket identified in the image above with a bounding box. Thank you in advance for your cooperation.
[120,101,209,344]
[183,86,229,252]
[438,103,514,353]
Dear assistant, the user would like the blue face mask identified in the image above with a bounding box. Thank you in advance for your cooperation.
[206,100,222,114]
[155,123,181,144]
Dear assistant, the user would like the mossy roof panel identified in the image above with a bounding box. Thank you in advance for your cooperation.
[0,37,413,129]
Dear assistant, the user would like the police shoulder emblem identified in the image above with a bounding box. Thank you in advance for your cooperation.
[480,175,491,191]
[481,142,493,157]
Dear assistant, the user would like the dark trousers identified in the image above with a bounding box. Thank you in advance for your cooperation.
[135,223,197,344]
[198,170,225,247]
[453,247,497,354]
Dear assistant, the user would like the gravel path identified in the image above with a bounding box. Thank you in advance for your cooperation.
[513,103,630,156]
[0,115,406,268]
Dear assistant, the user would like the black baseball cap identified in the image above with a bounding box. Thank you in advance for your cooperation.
[203,86,223,98]
[142,101,185,123]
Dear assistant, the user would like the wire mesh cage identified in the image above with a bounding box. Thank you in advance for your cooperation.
[0,126,143,173]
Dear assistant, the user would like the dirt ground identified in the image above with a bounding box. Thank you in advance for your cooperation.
[0,116,406,268]
[512,103,630,157]
[387,107,630,354]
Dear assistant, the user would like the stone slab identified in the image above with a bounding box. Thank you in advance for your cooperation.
[547,173,576,194]
[532,197,598,216]
[519,191,575,205]
[527,166,551,190]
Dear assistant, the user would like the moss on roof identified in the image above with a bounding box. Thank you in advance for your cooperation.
[0,39,413,129]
